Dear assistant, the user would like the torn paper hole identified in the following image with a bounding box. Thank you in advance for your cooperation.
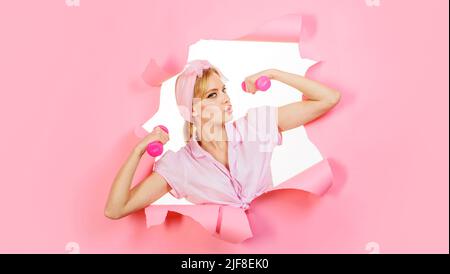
[142,39,333,243]
[143,39,323,206]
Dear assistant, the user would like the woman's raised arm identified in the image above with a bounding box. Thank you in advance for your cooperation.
[104,128,171,220]
[269,69,341,131]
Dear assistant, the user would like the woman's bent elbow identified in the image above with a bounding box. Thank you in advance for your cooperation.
[104,208,124,220]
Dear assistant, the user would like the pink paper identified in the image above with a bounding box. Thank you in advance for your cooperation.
[145,205,220,235]
[1,0,446,253]
[268,158,332,196]
[141,14,305,87]
[141,58,174,87]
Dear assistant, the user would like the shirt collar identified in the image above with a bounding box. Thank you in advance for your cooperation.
[188,120,242,159]
[188,137,206,158]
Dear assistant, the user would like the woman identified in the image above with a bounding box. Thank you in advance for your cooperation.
[105,59,340,219]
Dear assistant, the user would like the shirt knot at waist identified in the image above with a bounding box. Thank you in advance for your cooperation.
[239,201,250,210]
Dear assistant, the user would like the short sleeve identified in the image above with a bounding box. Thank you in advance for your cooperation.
[152,150,186,199]
[246,105,283,149]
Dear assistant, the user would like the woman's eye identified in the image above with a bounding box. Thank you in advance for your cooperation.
[206,88,225,99]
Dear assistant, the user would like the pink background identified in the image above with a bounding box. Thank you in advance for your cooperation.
[0,0,448,253]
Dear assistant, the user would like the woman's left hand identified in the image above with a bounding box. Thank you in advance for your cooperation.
[243,69,275,94]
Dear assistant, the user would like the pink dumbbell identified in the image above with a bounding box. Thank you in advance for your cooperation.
[146,125,169,157]
[241,76,271,92]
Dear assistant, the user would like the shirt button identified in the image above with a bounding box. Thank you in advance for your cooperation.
[240,202,250,210]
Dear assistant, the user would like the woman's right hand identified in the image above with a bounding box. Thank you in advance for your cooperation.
[134,127,170,156]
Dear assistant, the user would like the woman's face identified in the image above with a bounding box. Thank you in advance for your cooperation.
[193,72,233,130]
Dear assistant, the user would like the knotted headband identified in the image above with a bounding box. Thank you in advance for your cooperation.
[175,59,227,122]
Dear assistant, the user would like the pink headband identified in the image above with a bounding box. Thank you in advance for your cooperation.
[175,59,227,122]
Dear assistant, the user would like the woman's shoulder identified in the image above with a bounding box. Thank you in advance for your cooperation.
[157,145,191,164]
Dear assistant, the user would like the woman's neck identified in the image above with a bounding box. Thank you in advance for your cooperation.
[196,124,228,150]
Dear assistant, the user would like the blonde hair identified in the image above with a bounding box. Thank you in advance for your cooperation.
[177,67,222,143]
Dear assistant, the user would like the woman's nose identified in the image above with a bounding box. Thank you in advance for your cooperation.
[222,93,230,104]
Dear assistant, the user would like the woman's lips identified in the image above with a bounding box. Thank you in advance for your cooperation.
[224,105,233,113]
